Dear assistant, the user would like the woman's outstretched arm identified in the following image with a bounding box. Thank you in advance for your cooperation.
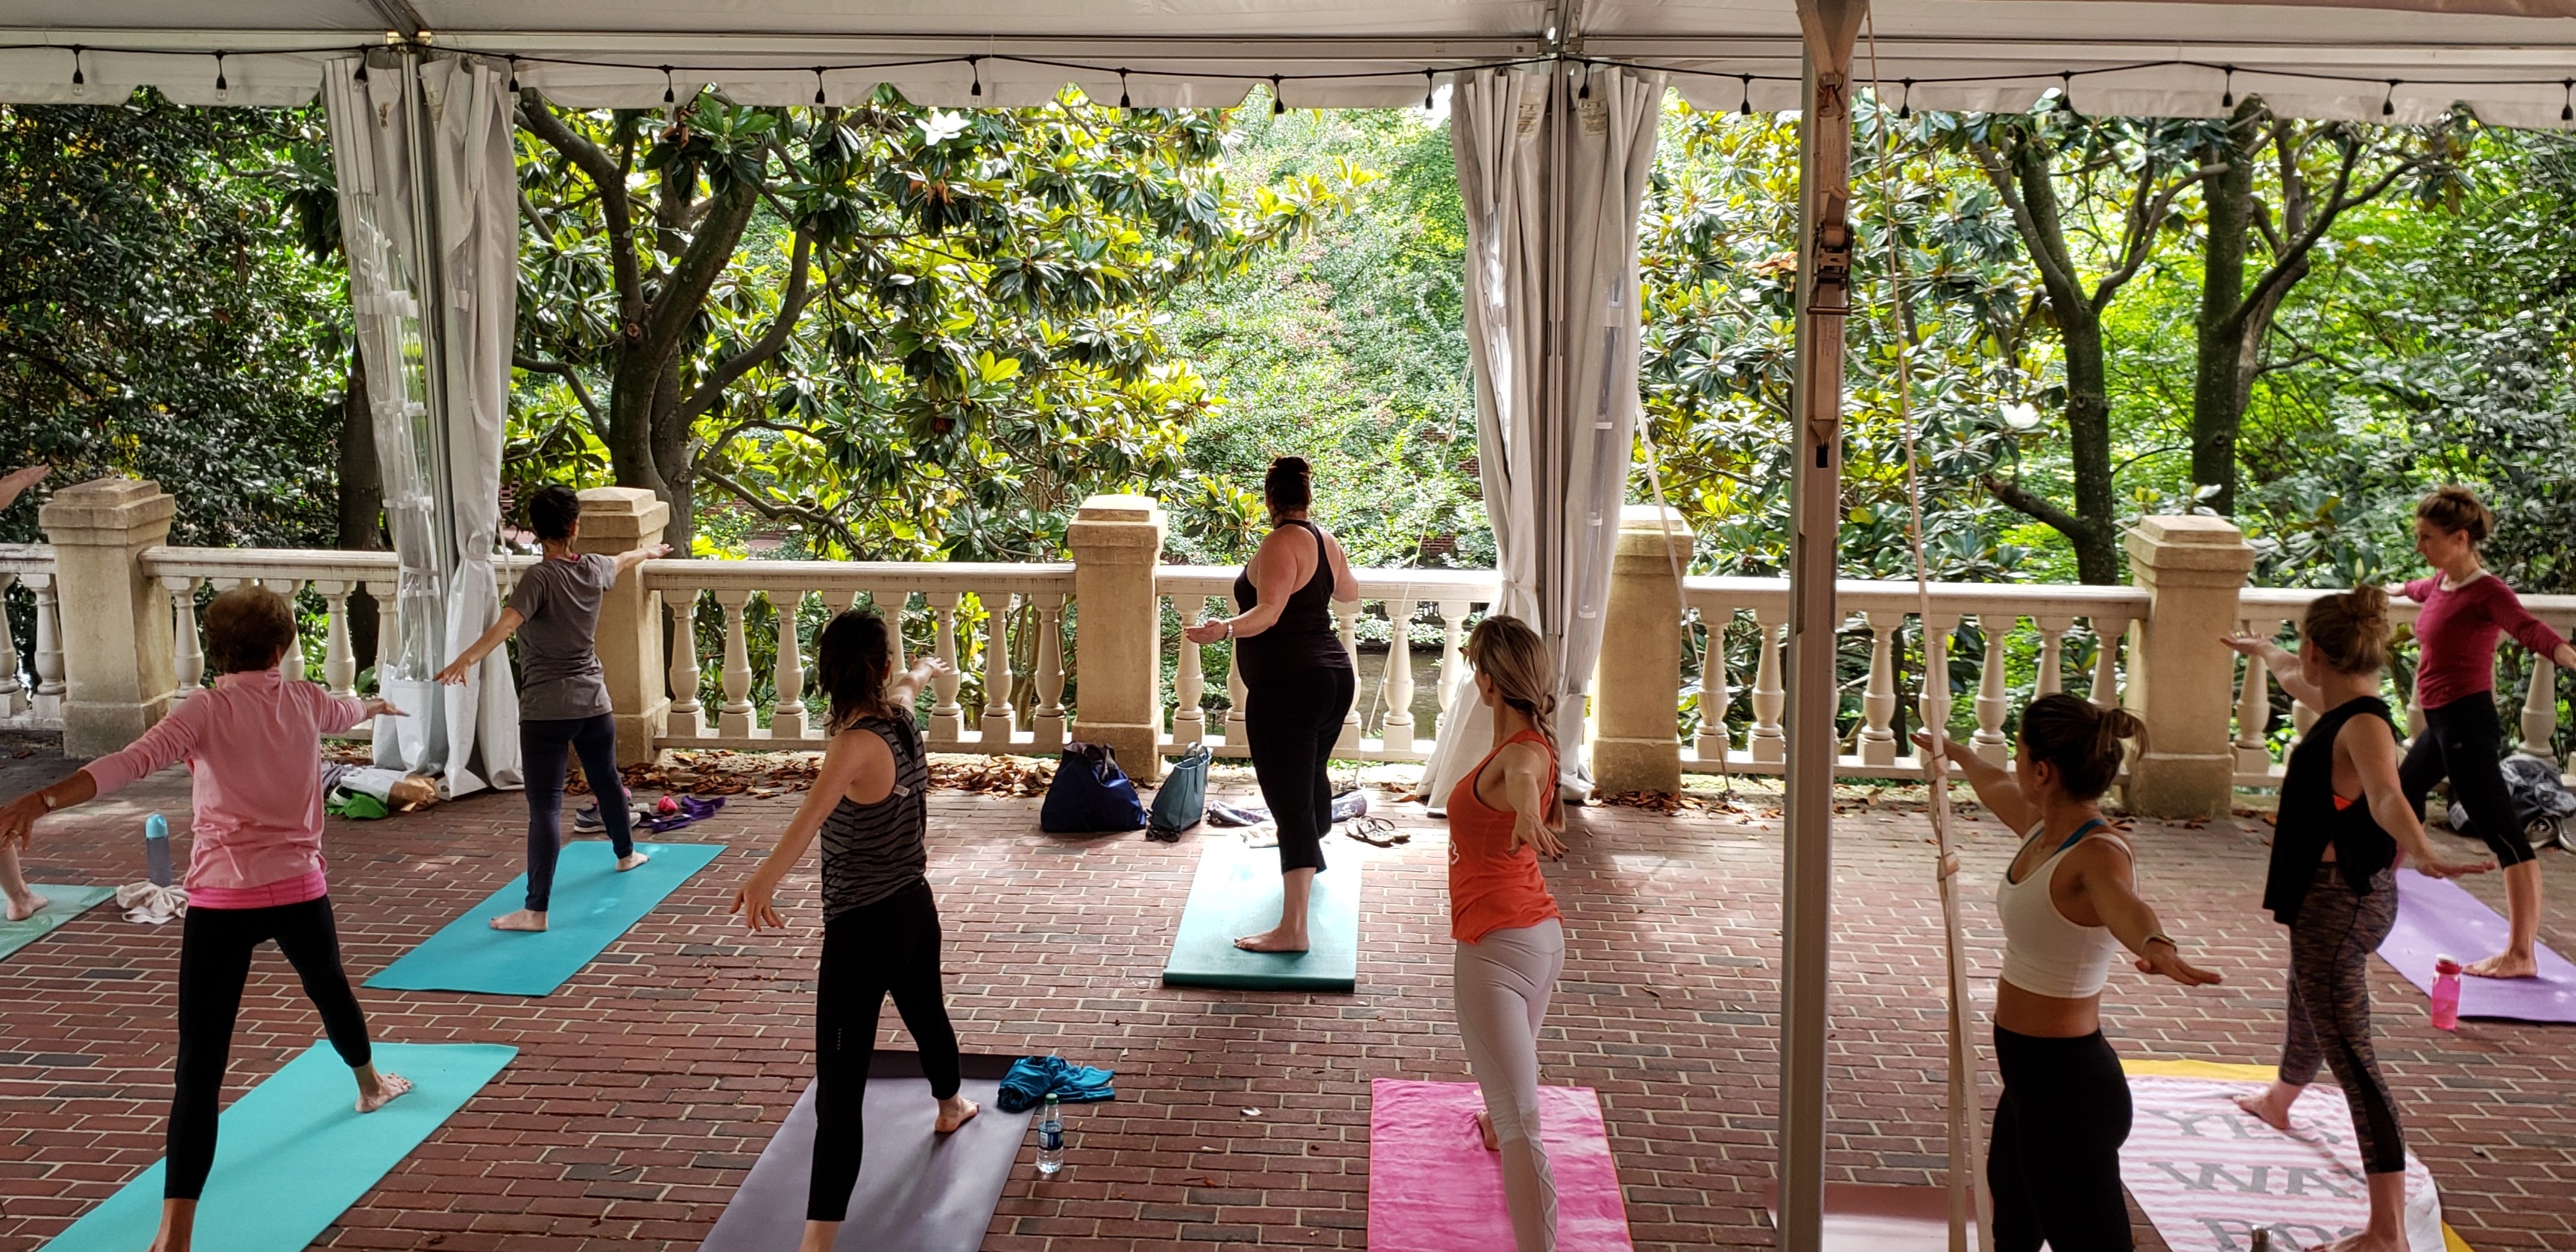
[1911,730,2037,833]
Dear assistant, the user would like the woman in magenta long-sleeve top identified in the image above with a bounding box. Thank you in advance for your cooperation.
[2393,486,2576,980]
[0,586,411,1252]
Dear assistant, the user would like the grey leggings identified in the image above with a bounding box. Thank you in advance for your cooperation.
[1455,917,1566,1252]
[2279,862,2406,1174]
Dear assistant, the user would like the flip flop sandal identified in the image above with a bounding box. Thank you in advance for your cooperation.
[1345,817,1401,848]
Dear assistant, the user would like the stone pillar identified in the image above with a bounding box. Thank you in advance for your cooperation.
[575,487,672,766]
[2121,515,2258,818]
[41,476,177,756]
[1068,493,1168,785]
[1592,505,1692,794]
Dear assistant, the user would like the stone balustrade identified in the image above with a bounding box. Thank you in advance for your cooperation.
[10,477,2570,816]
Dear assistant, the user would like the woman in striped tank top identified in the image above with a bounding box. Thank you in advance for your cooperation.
[733,609,978,1252]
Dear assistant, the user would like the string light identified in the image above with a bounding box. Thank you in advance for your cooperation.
[663,64,676,105]
[1272,74,1284,115]
[2563,78,2572,123]
[1118,67,1131,109]
[353,58,367,83]
[1424,69,1436,111]
[1577,70,1591,101]
[1898,78,1911,119]
[214,51,227,95]
[2057,70,2075,114]
[508,57,520,93]
[68,45,83,95]
[2220,66,2234,110]
[2382,78,2397,117]
[813,66,826,106]
[969,55,982,98]
[1740,73,1753,116]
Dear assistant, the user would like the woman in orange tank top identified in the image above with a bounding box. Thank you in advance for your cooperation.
[1445,615,1568,1252]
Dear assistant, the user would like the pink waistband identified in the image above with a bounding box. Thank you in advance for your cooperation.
[190,869,329,911]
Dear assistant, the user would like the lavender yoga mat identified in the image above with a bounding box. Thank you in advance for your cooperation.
[2378,868,2576,1022]
[1368,1079,1633,1252]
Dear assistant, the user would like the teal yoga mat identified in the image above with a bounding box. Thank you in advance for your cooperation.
[0,883,114,962]
[40,1040,514,1252]
[1161,837,1360,993]
[367,840,724,996]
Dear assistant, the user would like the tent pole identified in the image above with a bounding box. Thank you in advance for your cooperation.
[1781,3,1864,1251]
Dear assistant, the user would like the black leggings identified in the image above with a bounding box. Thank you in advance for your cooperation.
[169,897,373,1201]
[1243,668,1354,876]
[1990,1027,2134,1252]
[810,879,962,1222]
[2281,863,2406,1174]
[522,713,636,911]
[2402,695,2534,867]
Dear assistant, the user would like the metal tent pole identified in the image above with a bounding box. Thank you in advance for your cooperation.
[1779,2,1864,1250]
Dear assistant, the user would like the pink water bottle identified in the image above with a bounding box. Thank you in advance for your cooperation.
[2430,956,2463,1031]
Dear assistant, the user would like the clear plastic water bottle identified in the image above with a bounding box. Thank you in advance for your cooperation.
[1036,1094,1064,1175]
[144,813,173,888]
[2430,955,2463,1031]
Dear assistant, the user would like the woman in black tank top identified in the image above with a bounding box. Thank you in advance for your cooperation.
[1184,457,1357,953]
[732,609,981,1251]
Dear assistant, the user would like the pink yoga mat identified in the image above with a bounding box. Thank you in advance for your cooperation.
[1368,1079,1634,1252]
[2123,1075,2447,1252]
[2378,868,2576,1023]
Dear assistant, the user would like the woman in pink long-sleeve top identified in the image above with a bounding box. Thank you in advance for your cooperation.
[0,586,411,1252]
[2393,486,2576,981]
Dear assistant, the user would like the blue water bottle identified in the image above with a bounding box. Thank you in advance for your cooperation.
[144,813,173,887]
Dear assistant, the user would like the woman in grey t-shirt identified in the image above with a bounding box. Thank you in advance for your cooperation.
[437,485,669,932]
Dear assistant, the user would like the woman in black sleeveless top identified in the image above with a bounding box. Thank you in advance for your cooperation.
[1184,457,1357,952]
[2223,587,2491,1252]
[733,609,978,1252]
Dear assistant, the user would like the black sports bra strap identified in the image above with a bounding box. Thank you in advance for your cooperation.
[2054,817,2109,854]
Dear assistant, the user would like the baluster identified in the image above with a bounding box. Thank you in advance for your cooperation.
[1225,589,1250,748]
[2235,616,2282,777]
[31,573,66,719]
[317,581,357,699]
[871,588,910,699]
[1749,606,1787,763]
[1336,598,1363,751]
[1032,592,1068,750]
[926,591,965,743]
[1174,595,1206,745]
[162,576,204,704]
[1854,611,1900,765]
[2086,616,2128,709]
[1434,598,1471,736]
[2520,650,2561,764]
[0,572,19,717]
[1694,607,1733,763]
[768,587,809,740]
[264,578,309,679]
[714,587,757,738]
[367,583,397,687]
[979,591,1015,747]
[1918,613,1959,770]
[1383,595,1417,753]
[663,587,706,739]
[1970,612,2014,763]
[2033,616,2071,697]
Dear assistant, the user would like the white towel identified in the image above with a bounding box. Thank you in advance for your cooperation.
[115,882,189,925]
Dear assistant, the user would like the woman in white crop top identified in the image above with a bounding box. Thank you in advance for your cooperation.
[1917,694,2221,1252]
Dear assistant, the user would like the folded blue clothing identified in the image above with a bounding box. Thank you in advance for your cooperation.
[996,1055,1117,1113]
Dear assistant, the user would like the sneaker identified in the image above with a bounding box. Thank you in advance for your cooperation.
[573,806,604,832]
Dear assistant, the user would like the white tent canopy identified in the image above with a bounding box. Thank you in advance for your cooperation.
[3,0,2575,122]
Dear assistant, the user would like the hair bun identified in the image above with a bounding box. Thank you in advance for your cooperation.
[2347,582,2389,623]
[1270,456,1311,478]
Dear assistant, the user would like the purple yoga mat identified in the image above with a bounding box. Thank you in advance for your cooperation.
[2378,868,2576,1022]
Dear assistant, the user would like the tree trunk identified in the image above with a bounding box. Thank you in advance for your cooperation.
[2191,116,2257,515]
[2060,312,2122,586]
[335,353,386,672]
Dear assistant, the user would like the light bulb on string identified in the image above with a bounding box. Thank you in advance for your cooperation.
[69,45,83,96]
[1898,78,1911,120]
[214,51,227,95]
[2057,71,2075,116]
[1272,75,1285,115]
[1424,70,1436,111]
[1739,74,1752,116]
[2220,66,2235,110]
[2382,80,2397,117]
[1118,68,1130,110]
[970,56,982,98]
[508,58,520,94]
[663,65,677,106]
[2562,78,2572,123]
[813,66,826,106]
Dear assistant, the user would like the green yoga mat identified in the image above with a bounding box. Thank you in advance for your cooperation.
[367,840,724,996]
[1161,837,1361,993]
[0,884,115,963]
[40,1040,514,1252]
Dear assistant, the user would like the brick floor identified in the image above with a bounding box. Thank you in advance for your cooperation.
[4,753,2575,1251]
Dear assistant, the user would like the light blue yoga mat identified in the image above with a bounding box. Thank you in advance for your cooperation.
[0,884,115,963]
[1161,836,1360,993]
[40,1040,514,1252]
[367,840,724,996]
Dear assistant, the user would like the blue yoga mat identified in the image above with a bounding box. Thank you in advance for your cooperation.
[1161,836,1360,993]
[367,840,724,996]
[0,883,115,962]
[40,1040,514,1252]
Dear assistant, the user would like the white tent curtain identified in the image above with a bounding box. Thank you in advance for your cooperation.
[324,51,522,797]
[1420,62,1664,811]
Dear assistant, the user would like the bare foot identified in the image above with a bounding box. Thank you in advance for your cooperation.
[1234,926,1309,953]
[616,852,652,872]
[2233,1083,2298,1133]
[1475,1111,1499,1151]
[2464,950,2539,979]
[5,891,47,923]
[356,1072,413,1113]
[489,908,549,932]
[935,1094,980,1133]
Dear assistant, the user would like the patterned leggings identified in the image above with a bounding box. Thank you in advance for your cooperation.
[2279,863,2406,1174]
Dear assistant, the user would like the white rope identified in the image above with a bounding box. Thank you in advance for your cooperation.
[1866,16,1993,1251]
